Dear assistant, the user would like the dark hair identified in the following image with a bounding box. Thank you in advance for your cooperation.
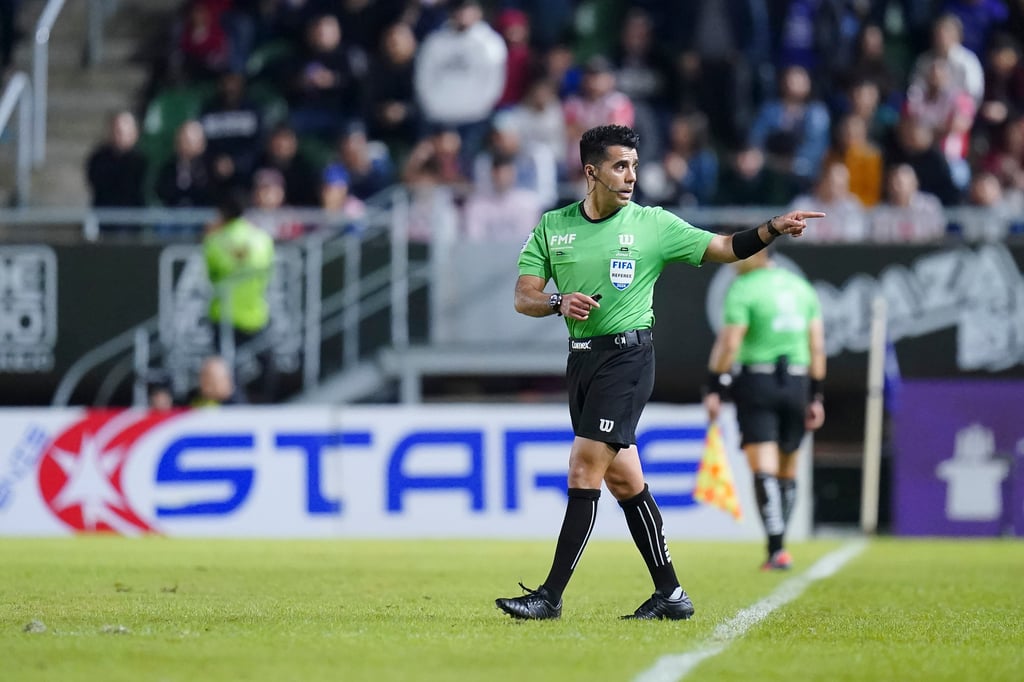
[217,189,248,221]
[579,125,639,168]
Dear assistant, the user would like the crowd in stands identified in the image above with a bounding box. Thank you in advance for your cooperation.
[81,0,1024,243]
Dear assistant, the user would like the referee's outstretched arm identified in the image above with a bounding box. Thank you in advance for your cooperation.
[702,210,826,264]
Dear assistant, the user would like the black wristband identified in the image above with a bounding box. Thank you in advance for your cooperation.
[767,216,782,237]
[731,226,771,259]
[703,371,724,397]
[810,378,824,403]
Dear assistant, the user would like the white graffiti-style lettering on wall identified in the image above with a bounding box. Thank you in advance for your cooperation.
[706,244,1024,371]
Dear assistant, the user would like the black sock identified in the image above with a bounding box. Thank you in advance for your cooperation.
[754,473,784,556]
[779,477,797,530]
[541,488,600,603]
[618,484,679,596]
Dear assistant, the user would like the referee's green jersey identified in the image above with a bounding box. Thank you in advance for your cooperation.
[724,266,821,366]
[518,201,714,337]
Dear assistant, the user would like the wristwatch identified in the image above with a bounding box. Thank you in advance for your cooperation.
[549,293,563,316]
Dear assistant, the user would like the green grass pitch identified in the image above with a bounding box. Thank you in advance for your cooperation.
[1,537,1021,681]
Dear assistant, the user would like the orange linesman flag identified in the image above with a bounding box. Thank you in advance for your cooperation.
[694,422,743,521]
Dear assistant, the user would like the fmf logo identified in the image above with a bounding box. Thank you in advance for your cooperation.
[550,234,576,246]
[31,411,707,534]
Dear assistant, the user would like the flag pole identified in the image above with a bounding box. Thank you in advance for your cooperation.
[860,295,887,534]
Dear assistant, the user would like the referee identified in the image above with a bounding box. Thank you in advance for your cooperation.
[494,124,824,620]
[702,247,826,571]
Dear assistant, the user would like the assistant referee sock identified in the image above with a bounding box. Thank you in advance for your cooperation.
[541,488,600,603]
[754,473,785,556]
[779,477,797,530]
[619,484,679,596]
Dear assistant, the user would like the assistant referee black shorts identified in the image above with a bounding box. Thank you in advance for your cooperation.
[566,343,655,450]
[732,371,809,453]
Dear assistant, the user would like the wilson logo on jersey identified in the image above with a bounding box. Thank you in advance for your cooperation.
[609,259,635,290]
[619,234,634,246]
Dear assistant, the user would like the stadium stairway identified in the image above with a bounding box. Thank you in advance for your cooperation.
[1,0,180,209]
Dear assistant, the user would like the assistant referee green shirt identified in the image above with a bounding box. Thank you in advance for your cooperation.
[518,201,714,337]
[724,265,822,366]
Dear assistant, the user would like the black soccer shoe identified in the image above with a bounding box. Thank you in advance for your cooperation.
[495,583,562,620]
[621,590,695,620]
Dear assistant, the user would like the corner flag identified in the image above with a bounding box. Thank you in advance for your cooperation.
[694,422,743,521]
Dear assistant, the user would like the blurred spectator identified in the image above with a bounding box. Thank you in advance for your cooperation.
[563,56,635,181]
[637,112,718,207]
[335,124,395,200]
[903,56,977,189]
[838,22,903,113]
[713,144,801,206]
[845,77,900,145]
[777,0,868,97]
[156,120,215,208]
[748,64,831,186]
[402,127,469,193]
[254,123,321,206]
[414,0,507,163]
[942,0,1009,57]
[910,14,985,106]
[504,77,567,176]
[463,154,543,241]
[495,8,533,108]
[318,162,367,234]
[981,113,1024,195]
[674,0,773,150]
[364,21,419,156]
[871,163,947,242]
[544,42,582,99]
[884,117,961,204]
[190,355,246,407]
[825,113,884,206]
[471,111,557,210]
[513,0,572,50]
[285,13,364,139]
[789,160,869,242]
[200,70,264,192]
[247,167,305,240]
[174,0,232,81]
[147,379,175,410]
[203,192,276,402]
[330,0,394,56]
[959,170,1024,241]
[977,33,1024,140]
[405,158,454,243]
[86,111,148,208]
[611,7,676,152]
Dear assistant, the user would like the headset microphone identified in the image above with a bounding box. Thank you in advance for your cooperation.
[589,169,620,194]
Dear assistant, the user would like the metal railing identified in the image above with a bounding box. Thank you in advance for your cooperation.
[33,0,68,167]
[46,189,433,407]
[0,72,33,205]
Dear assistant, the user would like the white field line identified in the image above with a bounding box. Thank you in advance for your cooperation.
[633,539,868,682]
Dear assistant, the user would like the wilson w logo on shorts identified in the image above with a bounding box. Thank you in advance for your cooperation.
[598,419,615,432]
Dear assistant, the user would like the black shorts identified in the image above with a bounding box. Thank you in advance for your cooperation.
[732,371,809,453]
[566,342,655,450]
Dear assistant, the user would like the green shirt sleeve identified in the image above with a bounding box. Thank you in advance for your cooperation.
[723,279,751,327]
[517,215,551,280]
[656,208,714,267]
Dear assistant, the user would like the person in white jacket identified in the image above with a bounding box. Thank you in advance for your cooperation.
[414,0,507,163]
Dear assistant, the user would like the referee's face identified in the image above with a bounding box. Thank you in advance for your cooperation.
[592,146,638,208]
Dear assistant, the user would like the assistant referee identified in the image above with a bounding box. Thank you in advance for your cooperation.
[494,124,824,621]
[703,247,827,571]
